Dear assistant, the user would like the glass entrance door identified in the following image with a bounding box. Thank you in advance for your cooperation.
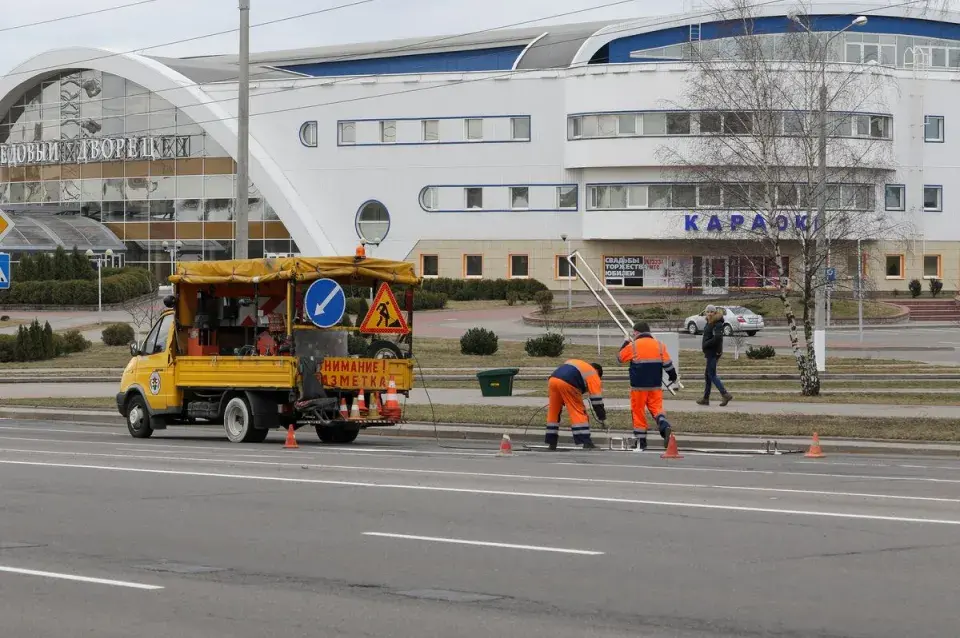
[703,257,729,290]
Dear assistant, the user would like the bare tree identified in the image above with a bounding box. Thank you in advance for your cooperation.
[659,0,918,395]
[124,295,161,339]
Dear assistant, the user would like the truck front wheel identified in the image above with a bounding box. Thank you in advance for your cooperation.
[223,396,266,443]
[316,425,360,444]
[126,395,154,439]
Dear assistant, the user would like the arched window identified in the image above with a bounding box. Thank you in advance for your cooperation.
[355,200,390,244]
[299,121,318,147]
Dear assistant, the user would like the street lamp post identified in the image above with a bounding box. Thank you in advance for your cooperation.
[162,240,183,276]
[788,13,868,372]
[561,234,571,310]
[86,248,114,323]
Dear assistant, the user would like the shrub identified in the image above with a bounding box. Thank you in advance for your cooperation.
[55,330,91,356]
[0,334,14,362]
[42,322,55,359]
[460,327,499,356]
[340,314,353,328]
[346,297,370,318]
[524,333,565,357]
[102,323,135,346]
[421,277,547,302]
[412,291,447,311]
[348,333,369,356]
[506,290,520,306]
[746,345,776,360]
[929,278,944,297]
[0,315,8,321]
[909,279,922,298]
[534,290,554,315]
[632,305,669,320]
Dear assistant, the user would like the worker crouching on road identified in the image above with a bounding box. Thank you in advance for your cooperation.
[618,322,680,451]
[546,359,606,450]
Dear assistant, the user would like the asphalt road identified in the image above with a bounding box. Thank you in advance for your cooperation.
[1,421,960,637]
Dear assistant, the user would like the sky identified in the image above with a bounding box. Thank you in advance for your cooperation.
[0,0,683,73]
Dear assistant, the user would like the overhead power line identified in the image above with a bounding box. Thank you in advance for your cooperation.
[0,0,160,34]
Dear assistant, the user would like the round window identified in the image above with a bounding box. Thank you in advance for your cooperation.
[355,200,390,245]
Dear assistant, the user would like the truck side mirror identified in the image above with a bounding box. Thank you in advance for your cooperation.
[130,342,140,357]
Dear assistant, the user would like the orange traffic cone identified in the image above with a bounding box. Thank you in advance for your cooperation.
[383,377,401,420]
[339,398,349,420]
[374,392,384,418]
[349,398,360,420]
[283,424,298,449]
[805,432,825,458]
[660,434,683,459]
[497,434,513,456]
[357,390,368,416]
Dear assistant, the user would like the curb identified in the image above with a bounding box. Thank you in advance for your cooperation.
[2,408,959,457]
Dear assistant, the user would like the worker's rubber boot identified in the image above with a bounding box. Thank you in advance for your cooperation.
[658,417,672,450]
[633,437,647,453]
[545,433,559,451]
[720,393,733,407]
[581,439,598,450]
[696,397,710,406]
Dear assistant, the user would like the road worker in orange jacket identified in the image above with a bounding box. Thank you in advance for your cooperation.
[546,359,606,450]
[618,321,680,451]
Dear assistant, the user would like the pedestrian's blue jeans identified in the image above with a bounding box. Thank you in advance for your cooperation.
[704,355,727,398]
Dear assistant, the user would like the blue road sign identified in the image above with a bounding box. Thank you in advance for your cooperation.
[0,253,10,290]
[304,278,346,329]
[826,267,836,282]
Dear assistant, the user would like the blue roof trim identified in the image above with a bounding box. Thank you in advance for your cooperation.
[280,45,526,77]
[605,15,960,64]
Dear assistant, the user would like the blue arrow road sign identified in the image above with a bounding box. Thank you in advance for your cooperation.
[0,253,10,290]
[826,267,836,282]
[304,278,346,329]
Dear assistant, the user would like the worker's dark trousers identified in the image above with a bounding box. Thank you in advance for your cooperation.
[703,354,727,398]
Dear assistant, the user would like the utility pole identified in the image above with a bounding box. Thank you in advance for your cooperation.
[235,0,251,259]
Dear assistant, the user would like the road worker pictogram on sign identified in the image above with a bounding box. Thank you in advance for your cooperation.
[359,283,410,334]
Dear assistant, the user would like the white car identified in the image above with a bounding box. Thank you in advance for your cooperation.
[685,306,765,337]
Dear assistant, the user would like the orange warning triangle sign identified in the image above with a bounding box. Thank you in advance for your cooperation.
[359,283,410,335]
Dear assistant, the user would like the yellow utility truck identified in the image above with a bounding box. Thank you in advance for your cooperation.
[116,253,421,444]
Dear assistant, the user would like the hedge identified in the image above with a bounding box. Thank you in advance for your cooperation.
[14,247,96,282]
[422,278,547,302]
[0,321,91,362]
[0,267,157,306]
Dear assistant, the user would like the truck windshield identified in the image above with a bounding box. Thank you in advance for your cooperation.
[142,314,174,356]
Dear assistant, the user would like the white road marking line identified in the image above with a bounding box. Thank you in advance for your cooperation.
[0,425,123,436]
[362,532,602,555]
[0,565,163,590]
[2,459,960,526]
[0,447,957,504]
[553,462,960,483]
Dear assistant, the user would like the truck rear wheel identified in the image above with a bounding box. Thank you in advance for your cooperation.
[316,425,360,444]
[223,396,263,443]
[126,395,154,439]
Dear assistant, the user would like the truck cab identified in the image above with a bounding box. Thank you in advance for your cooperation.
[117,255,420,444]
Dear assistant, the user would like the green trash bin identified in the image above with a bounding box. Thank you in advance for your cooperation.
[476,368,520,397]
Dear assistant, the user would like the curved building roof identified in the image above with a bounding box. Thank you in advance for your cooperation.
[0,211,126,253]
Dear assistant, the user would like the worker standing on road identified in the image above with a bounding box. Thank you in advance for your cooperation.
[546,359,606,451]
[698,305,733,406]
[618,322,680,451]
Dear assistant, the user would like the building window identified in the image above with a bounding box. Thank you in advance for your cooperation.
[380,120,396,143]
[885,185,905,211]
[510,117,530,140]
[557,254,577,279]
[618,114,637,135]
[923,254,941,279]
[421,254,439,278]
[465,118,483,141]
[924,115,944,142]
[885,254,904,279]
[667,112,692,135]
[567,117,582,139]
[923,186,942,212]
[465,187,483,209]
[422,119,439,142]
[464,255,483,278]
[420,186,438,211]
[557,185,578,209]
[299,121,318,147]
[510,186,529,210]
[509,254,529,279]
[338,121,356,145]
[355,200,390,244]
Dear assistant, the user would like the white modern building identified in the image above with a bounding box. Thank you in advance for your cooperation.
[0,2,957,292]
